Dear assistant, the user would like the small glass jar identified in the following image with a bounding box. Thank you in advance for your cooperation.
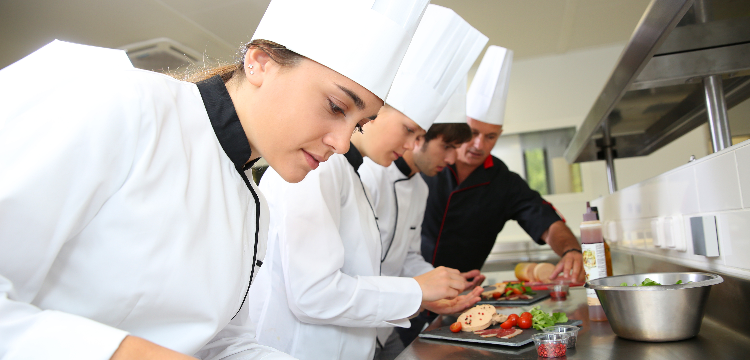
[543,325,581,348]
[550,283,569,301]
[533,333,568,358]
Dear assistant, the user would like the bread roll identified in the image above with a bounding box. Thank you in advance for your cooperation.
[514,262,537,282]
[533,262,555,283]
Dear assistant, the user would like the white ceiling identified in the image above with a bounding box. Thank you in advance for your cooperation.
[0,0,651,70]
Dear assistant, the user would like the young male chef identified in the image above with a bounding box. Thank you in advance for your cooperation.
[358,79,484,358]
[248,6,487,360]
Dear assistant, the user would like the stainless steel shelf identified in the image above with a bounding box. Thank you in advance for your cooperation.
[564,0,750,164]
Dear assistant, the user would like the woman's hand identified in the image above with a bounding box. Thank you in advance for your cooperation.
[111,336,196,360]
[414,266,467,302]
[422,286,482,315]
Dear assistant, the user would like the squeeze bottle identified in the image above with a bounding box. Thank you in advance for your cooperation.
[581,202,608,321]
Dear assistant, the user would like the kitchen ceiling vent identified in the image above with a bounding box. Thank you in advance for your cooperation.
[121,38,203,73]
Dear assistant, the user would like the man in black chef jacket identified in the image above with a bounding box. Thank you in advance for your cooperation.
[420,117,584,277]
[398,45,584,346]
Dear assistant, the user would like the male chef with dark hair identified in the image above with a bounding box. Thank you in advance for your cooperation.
[359,78,486,359]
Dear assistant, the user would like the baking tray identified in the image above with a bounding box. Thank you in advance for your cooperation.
[419,320,582,347]
[476,288,551,306]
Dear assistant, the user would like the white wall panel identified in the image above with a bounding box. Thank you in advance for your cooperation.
[717,211,750,269]
[595,141,750,278]
[735,143,750,209]
[695,153,742,212]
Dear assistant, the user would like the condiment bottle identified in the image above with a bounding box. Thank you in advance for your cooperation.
[591,206,613,276]
[581,202,609,321]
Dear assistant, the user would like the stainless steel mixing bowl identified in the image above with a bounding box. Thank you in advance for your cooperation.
[586,272,723,342]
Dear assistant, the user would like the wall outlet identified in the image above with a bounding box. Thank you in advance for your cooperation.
[690,216,720,257]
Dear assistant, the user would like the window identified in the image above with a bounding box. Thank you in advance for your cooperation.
[493,127,582,195]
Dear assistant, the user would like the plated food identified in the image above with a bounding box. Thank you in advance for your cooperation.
[451,305,571,342]
[481,282,535,301]
[422,306,582,348]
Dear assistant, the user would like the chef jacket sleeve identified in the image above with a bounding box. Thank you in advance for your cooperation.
[505,172,561,245]
[0,72,142,358]
[194,299,296,360]
[275,159,422,328]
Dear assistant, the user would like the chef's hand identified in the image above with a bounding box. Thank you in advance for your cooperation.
[422,286,482,315]
[111,336,196,360]
[414,266,466,302]
[550,250,585,283]
[460,269,485,291]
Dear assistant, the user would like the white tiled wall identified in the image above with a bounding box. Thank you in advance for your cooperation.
[695,153,743,212]
[592,139,750,279]
[736,145,750,208]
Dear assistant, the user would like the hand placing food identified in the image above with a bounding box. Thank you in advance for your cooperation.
[414,266,467,302]
[550,250,585,283]
[422,286,482,315]
[460,269,486,291]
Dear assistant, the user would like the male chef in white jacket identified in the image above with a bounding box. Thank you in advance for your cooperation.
[359,80,484,359]
[249,6,488,360]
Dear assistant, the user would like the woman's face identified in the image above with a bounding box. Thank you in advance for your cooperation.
[234,49,383,183]
[355,105,425,167]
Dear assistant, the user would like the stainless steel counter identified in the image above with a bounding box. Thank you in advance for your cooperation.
[395,287,750,360]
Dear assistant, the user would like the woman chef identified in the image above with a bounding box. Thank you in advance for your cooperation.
[0,0,429,359]
[249,6,486,360]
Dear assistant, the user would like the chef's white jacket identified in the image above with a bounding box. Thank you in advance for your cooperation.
[0,41,291,360]
[250,145,422,360]
[358,157,434,344]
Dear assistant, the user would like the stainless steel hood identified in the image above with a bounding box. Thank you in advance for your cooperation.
[564,0,750,165]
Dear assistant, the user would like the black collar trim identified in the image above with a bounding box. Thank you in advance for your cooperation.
[197,76,254,171]
[394,157,412,177]
[344,142,364,172]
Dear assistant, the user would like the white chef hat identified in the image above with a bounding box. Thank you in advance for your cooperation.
[433,76,467,124]
[466,45,513,126]
[385,5,487,130]
[252,0,430,100]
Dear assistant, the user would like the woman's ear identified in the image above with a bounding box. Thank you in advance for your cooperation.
[244,48,273,87]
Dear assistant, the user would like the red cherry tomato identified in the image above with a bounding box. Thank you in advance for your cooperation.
[520,312,533,321]
[450,322,462,333]
[508,314,519,326]
[500,319,514,329]
[510,287,523,295]
[492,292,502,300]
[518,316,532,329]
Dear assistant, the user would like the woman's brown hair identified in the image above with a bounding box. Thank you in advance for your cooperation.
[177,39,304,84]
